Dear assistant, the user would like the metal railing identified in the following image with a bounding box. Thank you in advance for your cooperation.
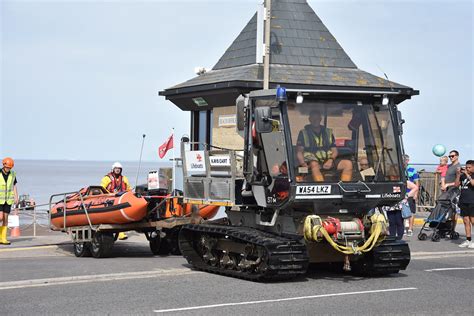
[417,171,440,211]
[7,192,93,237]
[9,202,50,237]
[49,190,94,232]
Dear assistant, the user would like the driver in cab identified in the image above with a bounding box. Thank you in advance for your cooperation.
[296,110,352,182]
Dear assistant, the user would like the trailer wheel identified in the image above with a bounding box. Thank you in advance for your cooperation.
[166,227,182,255]
[73,242,92,257]
[91,233,114,258]
[149,236,162,255]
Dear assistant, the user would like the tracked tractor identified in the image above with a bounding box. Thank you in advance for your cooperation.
[178,87,413,281]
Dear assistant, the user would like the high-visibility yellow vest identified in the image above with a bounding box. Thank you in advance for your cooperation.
[0,170,16,205]
[301,127,334,162]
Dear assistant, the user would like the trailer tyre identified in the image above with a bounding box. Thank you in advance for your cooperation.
[149,236,162,255]
[166,227,182,255]
[73,242,92,257]
[91,233,114,258]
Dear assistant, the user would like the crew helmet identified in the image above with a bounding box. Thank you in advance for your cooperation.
[2,157,14,168]
[112,162,123,170]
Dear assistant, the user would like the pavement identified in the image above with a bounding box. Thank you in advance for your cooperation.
[1,227,147,250]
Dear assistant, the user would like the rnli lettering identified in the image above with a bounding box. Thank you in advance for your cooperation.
[296,185,331,195]
[185,150,207,174]
[381,193,401,199]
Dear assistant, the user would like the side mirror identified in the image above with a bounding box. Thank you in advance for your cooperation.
[236,95,246,131]
[397,110,405,135]
[254,107,273,133]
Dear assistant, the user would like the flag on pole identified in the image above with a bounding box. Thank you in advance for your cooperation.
[158,134,174,159]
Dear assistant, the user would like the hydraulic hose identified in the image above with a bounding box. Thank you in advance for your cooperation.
[303,213,387,255]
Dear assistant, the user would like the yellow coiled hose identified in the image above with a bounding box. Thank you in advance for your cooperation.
[303,213,387,255]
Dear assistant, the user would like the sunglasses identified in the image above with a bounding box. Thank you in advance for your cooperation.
[448,155,457,158]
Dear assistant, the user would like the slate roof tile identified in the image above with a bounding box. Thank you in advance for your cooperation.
[301,47,314,56]
[285,28,298,38]
[298,56,311,65]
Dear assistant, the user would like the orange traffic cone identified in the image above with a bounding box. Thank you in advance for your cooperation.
[9,214,20,238]
[10,226,20,237]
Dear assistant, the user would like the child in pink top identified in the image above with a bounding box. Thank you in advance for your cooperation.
[436,156,449,177]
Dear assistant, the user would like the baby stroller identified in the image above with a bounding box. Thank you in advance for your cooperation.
[418,189,460,242]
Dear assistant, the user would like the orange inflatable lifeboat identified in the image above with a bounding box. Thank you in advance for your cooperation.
[195,204,220,219]
[162,196,220,220]
[50,186,148,229]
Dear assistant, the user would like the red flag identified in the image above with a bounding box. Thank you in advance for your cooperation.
[158,134,174,159]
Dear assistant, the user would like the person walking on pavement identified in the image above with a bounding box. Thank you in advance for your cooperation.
[0,158,19,245]
[455,160,474,249]
[403,154,419,237]
[442,150,462,230]
[383,203,405,240]
[101,162,131,240]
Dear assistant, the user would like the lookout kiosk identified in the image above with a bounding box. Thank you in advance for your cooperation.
[159,0,418,149]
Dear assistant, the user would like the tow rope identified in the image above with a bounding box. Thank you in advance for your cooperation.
[303,213,387,255]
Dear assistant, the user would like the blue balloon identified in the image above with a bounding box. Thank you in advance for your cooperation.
[432,144,446,157]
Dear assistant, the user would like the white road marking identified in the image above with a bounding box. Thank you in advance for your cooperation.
[412,250,474,256]
[153,287,417,313]
[0,268,198,290]
[411,250,474,260]
[424,267,474,272]
[0,245,58,252]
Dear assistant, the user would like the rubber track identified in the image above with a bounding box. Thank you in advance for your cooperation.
[369,238,411,273]
[352,237,411,275]
[179,224,309,281]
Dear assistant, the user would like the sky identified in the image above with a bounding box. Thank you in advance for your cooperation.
[1,0,473,164]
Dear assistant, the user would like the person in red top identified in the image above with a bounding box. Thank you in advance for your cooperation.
[101,162,131,193]
[436,156,449,177]
[100,162,131,240]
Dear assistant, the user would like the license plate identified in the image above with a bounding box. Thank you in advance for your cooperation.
[296,185,331,195]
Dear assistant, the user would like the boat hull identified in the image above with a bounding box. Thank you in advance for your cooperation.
[51,191,148,229]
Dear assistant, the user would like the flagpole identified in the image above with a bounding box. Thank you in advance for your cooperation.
[135,134,146,190]
[172,127,176,195]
